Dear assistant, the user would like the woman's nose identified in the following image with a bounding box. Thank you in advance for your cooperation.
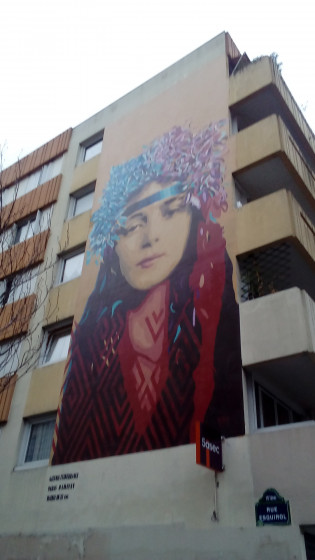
[141,209,160,247]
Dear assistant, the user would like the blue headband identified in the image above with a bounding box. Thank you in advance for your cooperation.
[123,182,186,217]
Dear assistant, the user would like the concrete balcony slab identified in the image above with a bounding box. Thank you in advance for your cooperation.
[229,56,315,163]
[240,288,315,408]
[233,115,315,222]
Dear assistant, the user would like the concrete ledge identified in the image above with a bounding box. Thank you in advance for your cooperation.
[240,288,315,365]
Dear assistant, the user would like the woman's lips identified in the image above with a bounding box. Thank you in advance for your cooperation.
[137,254,165,268]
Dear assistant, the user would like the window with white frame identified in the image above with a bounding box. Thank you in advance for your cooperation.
[18,415,56,467]
[68,183,95,218]
[0,339,22,378]
[0,266,39,306]
[78,132,103,164]
[83,139,103,162]
[14,207,53,245]
[1,156,63,208]
[15,214,37,244]
[42,324,72,365]
[254,382,307,429]
[59,249,85,284]
[37,206,53,232]
[39,157,63,185]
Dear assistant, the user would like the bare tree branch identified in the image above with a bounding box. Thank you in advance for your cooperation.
[0,151,61,401]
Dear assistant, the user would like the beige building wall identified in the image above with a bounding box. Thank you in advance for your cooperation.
[0,32,314,560]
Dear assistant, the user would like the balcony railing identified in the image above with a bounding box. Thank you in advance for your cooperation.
[239,243,291,302]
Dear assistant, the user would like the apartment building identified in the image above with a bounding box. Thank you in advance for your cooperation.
[0,32,314,559]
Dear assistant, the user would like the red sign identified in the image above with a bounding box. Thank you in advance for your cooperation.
[196,422,223,472]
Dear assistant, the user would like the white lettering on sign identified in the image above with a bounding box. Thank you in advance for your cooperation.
[201,437,219,454]
[259,514,287,522]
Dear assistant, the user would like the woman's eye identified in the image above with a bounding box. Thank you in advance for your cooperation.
[165,209,178,218]
[163,204,185,218]
[125,222,142,234]
[163,209,176,218]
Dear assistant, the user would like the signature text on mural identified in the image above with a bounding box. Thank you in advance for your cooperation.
[46,472,79,502]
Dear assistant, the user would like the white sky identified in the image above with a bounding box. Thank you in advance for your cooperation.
[1,0,314,168]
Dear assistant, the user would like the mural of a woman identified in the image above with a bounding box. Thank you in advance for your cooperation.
[51,122,244,464]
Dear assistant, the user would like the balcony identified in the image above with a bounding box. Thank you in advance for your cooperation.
[236,190,315,302]
[240,288,315,410]
[233,115,315,222]
[229,56,315,168]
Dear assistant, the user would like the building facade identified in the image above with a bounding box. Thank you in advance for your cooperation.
[0,32,315,559]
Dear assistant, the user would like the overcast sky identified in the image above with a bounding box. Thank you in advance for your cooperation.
[1,0,314,168]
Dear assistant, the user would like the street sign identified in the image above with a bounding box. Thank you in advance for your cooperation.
[255,488,291,526]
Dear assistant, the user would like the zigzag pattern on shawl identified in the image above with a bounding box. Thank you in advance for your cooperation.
[52,296,201,463]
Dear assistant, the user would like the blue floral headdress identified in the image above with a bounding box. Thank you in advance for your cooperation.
[88,122,227,261]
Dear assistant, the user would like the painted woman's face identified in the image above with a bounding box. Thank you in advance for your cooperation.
[115,181,192,290]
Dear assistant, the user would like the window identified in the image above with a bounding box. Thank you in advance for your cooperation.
[1,157,63,208]
[0,210,52,252]
[1,185,17,207]
[15,215,37,244]
[18,415,55,467]
[0,339,22,377]
[0,225,17,253]
[73,190,94,216]
[234,179,248,209]
[60,250,85,283]
[78,132,103,164]
[83,139,103,162]
[68,183,95,218]
[1,171,40,208]
[14,207,53,245]
[0,267,39,306]
[39,157,63,185]
[37,206,53,232]
[42,324,72,365]
[254,382,306,429]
